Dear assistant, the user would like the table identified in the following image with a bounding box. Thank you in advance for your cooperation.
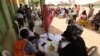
[38,33,63,56]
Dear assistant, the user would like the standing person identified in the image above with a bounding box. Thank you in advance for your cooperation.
[41,4,53,41]
[41,4,53,33]
[17,4,25,23]
[17,4,24,15]
[24,5,32,25]
[88,4,94,18]
[77,5,81,16]
[16,10,24,28]
[73,4,78,22]
[58,24,88,56]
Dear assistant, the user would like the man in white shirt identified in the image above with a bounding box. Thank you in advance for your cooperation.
[16,11,24,28]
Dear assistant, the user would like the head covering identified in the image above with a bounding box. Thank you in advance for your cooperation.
[80,10,87,19]
[62,24,83,42]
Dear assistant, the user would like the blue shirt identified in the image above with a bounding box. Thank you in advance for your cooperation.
[26,41,38,54]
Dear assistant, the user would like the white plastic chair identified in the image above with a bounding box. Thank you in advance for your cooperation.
[2,50,10,56]
[87,46,98,56]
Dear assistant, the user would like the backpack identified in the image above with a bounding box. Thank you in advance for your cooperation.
[14,39,36,56]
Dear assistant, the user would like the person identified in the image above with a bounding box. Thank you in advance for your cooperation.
[93,10,100,31]
[16,10,24,28]
[17,4,25,16]
[17,4,26,23]
[79,10,89,27]
[59,8,65,18]
[72,4,78,21]
[77,5,80,16]
[14,29,38,56]
[88,4,94,18]
[58,24,88,56]
[28,22,40,44]
[24,5,32,24]
[41,4,53,33]
[55,7,60,16]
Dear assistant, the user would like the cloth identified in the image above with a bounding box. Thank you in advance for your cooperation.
[59,37,88,56]
[17,13,24,19]
[38,33,63,52]
[80,14,87,19]
[26,41,38,54]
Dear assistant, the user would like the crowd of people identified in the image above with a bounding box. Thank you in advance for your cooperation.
[13,3,100,56]
[51,4,100,32]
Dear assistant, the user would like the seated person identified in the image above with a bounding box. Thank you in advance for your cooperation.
[92,10,100,31]
[14,29,38,56]
[28,22,40,43]
[58,24,88,56]
[79,10,89,27]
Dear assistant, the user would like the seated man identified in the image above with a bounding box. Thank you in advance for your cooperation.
[14,29,38,56]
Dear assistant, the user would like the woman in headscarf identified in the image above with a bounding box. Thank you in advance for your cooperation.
[58,24,88,56]
[79,10,89,27]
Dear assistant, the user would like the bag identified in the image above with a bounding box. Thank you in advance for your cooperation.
[14,39,36,56]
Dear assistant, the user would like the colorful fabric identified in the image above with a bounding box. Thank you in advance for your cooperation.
[41,5,53,32]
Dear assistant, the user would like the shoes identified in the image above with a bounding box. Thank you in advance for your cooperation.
[47,38,52,41]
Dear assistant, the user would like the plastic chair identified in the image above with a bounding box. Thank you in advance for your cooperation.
[87,46,98,56]
[2,50,10,56]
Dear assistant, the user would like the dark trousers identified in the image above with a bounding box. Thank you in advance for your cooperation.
[17,18,24,28]
[73,15,77,21]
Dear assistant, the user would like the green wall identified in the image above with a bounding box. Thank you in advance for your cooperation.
[0,0,17,56]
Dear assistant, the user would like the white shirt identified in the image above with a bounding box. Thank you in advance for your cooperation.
[17,13,23,19]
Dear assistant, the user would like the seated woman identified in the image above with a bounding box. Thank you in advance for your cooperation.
[79,10,89,27]
[58,24,88,56]
[92,10,100,31]
[28,22,40,44]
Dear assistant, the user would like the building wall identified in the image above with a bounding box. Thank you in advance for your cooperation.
[0,0,39,55]
[0,0,17,56]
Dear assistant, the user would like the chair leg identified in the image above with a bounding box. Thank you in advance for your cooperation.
[98,27,100,33]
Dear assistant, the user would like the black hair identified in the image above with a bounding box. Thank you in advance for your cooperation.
[20,4,22,6]
[25,5,28,8]
[82,10,87,16]
[20,29,29,38]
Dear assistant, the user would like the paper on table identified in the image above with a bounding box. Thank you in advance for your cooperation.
[39,33,63,52]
